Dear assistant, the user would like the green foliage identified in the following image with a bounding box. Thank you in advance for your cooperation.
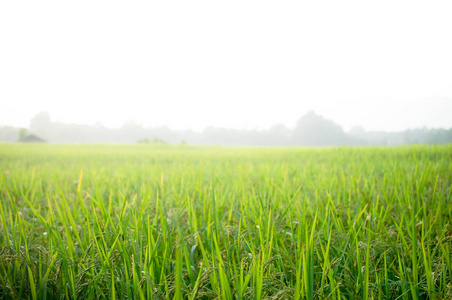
[18,128,28,140]
[0,144,451,299]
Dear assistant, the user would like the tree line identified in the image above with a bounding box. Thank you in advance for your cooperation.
[1,111,451,146]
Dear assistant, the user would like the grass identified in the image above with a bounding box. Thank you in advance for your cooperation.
[0,144,451,299]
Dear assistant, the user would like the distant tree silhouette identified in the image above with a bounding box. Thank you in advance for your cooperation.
[1,111,449,146]
[0,126,20,142]
[18,128,28,140]
[425,129,452,144]
[292,111,350,146]
[30,112,52,140]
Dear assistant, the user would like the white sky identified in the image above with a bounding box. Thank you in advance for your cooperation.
[1,1,451,132]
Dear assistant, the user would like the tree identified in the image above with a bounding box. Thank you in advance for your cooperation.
[292,111,349,146]
[18,128,28,139]
[30,112,52,140]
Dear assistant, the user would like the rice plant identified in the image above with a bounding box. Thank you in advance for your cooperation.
[0,144,451,299]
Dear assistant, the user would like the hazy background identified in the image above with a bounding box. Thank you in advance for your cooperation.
[1,1,452,138]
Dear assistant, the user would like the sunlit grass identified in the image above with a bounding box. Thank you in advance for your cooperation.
[0,144,451,299]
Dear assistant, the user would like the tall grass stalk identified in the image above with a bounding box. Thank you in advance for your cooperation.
[0,144,451,299]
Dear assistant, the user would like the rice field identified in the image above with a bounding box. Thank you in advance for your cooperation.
[0,144,451,299]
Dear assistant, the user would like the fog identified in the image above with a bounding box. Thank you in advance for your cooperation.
[1,1,452,135]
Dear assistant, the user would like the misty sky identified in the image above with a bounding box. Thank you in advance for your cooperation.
[1,1,451,132]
